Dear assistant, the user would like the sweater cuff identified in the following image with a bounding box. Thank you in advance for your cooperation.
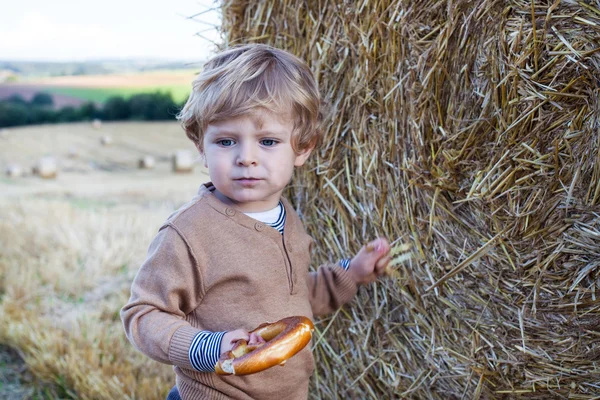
[332,264,359,304]
[169,325,201,369]
[190,331,226,372]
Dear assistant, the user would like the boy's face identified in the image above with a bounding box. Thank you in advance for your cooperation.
[202,108,312,213]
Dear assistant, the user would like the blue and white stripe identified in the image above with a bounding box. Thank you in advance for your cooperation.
[266,202,286,234]
[189,331,226,372]
[339,258,351,271]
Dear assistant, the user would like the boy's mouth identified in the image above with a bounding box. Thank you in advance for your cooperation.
[234,177,262,185]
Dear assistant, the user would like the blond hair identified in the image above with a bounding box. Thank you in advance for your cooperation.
[178,44,322,153]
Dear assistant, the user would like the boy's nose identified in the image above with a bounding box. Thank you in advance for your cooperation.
[236,144,258,166]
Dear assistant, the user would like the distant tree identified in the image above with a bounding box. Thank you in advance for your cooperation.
[78,102,100,120]
[129,92,178,120]
[102,96,131,120]
[28,107,58,125]
[0,102,29,127]
[30,92,54,107]
[56,106,80,122]
[0,89,181,127]
[6,94,27,105]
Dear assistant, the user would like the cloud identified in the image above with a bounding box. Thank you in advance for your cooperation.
[0,1,222,62]
[1,13,123,60]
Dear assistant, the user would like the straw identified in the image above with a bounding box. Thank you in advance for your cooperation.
[221,0,600,397]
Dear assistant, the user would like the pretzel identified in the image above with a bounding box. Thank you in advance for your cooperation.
[214,316,314,376]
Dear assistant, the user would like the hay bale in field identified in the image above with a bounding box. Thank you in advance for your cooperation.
[67,147,79,159]
[34,156,58,179]
[138,155,156,170]
[92,119,103,129]
[5,164,23,178]
[222,1,600,398]
[100,135,113,146]
[171,150,194,173]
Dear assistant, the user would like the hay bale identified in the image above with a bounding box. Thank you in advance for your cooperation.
[222,1,600,398]
[67,147,79,159]
[34,156,58,179]
[92,119,103,129]
[100,135,113,146]
[5,164,23,178]
[171,150,194,173]
[138,155,156,170]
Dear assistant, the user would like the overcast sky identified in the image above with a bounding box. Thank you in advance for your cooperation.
[0,0,221,62]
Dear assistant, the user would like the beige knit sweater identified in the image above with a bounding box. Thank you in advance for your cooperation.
[121,184,358,400]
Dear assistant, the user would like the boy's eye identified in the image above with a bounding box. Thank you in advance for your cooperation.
[260,139,277,147]
[217,139,235,147]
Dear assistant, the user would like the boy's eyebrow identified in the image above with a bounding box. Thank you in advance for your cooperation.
[206,128,288,137]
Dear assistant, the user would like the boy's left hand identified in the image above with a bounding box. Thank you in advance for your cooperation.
[347,238,391,285]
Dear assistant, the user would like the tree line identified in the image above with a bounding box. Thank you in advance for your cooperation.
[0,91,184,128]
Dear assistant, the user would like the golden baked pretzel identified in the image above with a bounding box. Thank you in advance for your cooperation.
[214,316,314,376]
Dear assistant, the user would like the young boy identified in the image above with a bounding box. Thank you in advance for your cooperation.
[121,44,391,400]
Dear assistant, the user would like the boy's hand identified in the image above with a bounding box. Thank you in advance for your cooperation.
[347,238,391,285]
[220,329,266,354]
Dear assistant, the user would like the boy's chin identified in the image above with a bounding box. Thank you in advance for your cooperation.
[229,193,282,211]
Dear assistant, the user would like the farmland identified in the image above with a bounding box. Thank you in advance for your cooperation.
[0,69,199,107]
[0,122,208,399]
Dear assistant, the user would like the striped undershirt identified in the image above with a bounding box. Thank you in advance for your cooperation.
[189,195,351,372]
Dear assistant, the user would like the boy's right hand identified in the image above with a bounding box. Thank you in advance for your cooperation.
[220,329,266,354]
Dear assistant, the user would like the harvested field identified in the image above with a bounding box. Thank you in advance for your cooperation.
[26,69,200,88]
[0,122,208,399]
[0,121,206,198]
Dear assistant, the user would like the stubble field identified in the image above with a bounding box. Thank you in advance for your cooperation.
[0,121,209,399]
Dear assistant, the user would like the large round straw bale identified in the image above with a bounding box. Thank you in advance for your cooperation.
[100,135,113,146]
[222,1,600,398]
[35,156,58,179]
[138,155,156,170]
[171,150,194,173]
[67,147,79,159]
[92,119,103,129]
[5,164,23,178]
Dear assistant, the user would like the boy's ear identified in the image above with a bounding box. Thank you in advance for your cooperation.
[294,145,314,167]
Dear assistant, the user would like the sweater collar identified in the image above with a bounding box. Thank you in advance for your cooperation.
[198,182,299,237]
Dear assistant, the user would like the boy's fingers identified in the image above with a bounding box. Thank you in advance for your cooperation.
[226,329,250,343]
[366,238,391,255]
[248,332,266,345]
[375,255,392,275]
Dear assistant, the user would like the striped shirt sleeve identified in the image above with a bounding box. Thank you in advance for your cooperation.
[339,258,351,271]
[189,331,226,372]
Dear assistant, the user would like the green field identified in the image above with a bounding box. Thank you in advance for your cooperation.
[13,68,200,104]
[45,85,191,103]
